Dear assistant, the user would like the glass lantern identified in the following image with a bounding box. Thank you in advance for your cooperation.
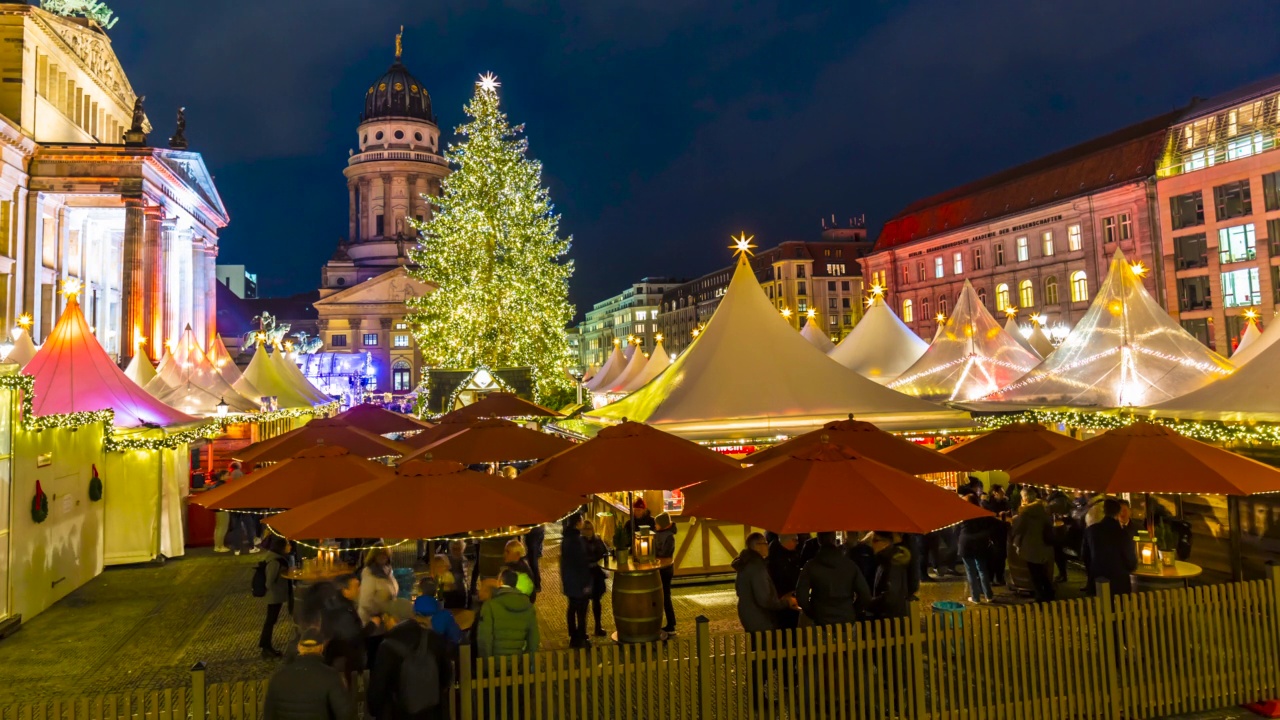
[633,528,655,564]
[1135,531,1159,571]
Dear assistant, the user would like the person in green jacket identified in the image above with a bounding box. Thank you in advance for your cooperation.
[477,569,540,657]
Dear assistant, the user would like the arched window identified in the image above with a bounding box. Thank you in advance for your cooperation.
[996,283,1010,311]
[1071,271,1089,302]
[939,296,948,317]
[1019,279,1035,308]
[977,288,988,307]
[902,298,914,323]
[1044,275,1059,305]
[920,297,931,321]
[392,360,412,392]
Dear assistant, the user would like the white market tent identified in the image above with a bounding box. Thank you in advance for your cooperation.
[584,343,626,392]
[800,319,836,354]
[828,295,928,384]
[890,280,1041,402]
[1231,317,1264,361]
[124,352,158,389]
[1147,318,1280,423]
[207,333,263,401]
[588,252,967,438]
[8,327,38,368]
[1004,315,1041,358]
[607,345,649,393]
[1027,324,1055,358]
[269,345,332,406]
[242,342,322,409]
[986,250,1233,408]
[145,325,260,415]
[620,338,672,393]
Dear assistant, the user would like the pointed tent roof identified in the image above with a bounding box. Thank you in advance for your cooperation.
[987,250,1233,408]
[800,320,836,353]
[607,345,649,393]
[1233,318,1264,360]
[242,343,319,409]
[8,327,38,369]
[124,352,158,388]
[1028,324,1055,358]
[1003,315,1040,357]
[269,346,331,406]
[145,326,259,415]
[1230,316,1279,366]
[889,281,1042,402]
[23,298,197,428]
[828,296,928,383]
[1145,325,1280,422]
[588,254,964,437]
[620,338,672,393]
[207,334,263,401]
[584,343,626,392]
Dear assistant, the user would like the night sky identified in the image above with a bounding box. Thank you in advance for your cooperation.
[103,0,1280,311]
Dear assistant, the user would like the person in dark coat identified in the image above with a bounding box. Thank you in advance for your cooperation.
[767,534,804,630]
[794,532,871,626]
[867,532,912,620]
[559,512,593,648]
[655,512,678,633]
[1082,498,1140,595]
[262,629,355,720]
[259,535,292,659]
[582,520,610,637]
[626,497,656,535]
[957,495,998,603]
[366,600,452,720]
[733,533,789,633]
[322,574,379,686]
[981,486,1011,585]
[1011,488,1056,602]
[524,525,546,593]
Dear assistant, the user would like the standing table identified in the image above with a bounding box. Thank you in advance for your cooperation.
[1132,561,1202,590]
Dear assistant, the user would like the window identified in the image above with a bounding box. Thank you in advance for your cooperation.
[917,262,926,282]
[996,283,1011,311]
[375,214,385,235]
[635,324,645,332]
[636,310,647,321]
[903,265,910,285]
[1103,216,1117,244]
[392,361,412,391]
[977,288,987,307]
[994,244,1004,266]
[973,247,984,270]
[1044,276,1059,305]
[935,257,944,278]
[1174,233,1208,269]
[393,334,410,347]
[1016,236,1029,262]
[1069,271,1088,302]
[938,296,948,317]
[841,297,851,309]
[363,333,378,346]
[827,263,846,275]
[842,314,852,325]
[829,316,837,326]
[1221,267,1261,307]
[1181,318,1212,347]
[920,297,930,319]
[797,300,807,313]
[828,297,837,309]
[797,282,807,295]
[1119,213,1132,241]
[394,322,408,330]
[1169,192,1205,230]
[797,265,806,278]
[953,251,963,274]
[1218,223,1257,264]
[1264,171,1280,212]
[331,334,347,347]
[1068,224,1082,251]
[841,281,850,292]
[827,281,836,292]
[1042,231,1055,257]
[1019,280,1034,308]
[1178,276,1212,311]
[902,299,914,323]
[1270,219,1280,257]
[1214,181,1253,221]
[1227,133,1265,161]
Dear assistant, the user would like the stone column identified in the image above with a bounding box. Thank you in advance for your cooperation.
[161,217,179,342]
[120,197,145,363]
[142,205,165,358]
[190,238,206,349]
[406,173,419,225]
[204,243,217,345]
[348,182,358,241]
[359,179,371,240]
[379,174,391,237]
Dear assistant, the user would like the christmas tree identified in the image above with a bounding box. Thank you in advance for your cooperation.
[407,74,575,401]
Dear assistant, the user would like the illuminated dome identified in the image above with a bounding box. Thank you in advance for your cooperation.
[361,48,433,123]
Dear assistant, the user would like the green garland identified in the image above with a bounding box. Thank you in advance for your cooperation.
[976,409,1280,446]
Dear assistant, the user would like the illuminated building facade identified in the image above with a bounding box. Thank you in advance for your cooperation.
[1155,77,1280,354]
[578,277,684,369]
[0,4,227,361]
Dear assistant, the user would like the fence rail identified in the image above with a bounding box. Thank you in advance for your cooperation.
[6,569,1280,720]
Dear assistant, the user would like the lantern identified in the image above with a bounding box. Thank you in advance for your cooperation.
[633,528,655,564]
[1135,531,1159,571]
[216,397,229,417]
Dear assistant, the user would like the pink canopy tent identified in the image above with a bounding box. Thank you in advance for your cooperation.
[23,297,197,428]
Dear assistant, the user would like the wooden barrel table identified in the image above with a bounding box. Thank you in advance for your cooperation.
[612,559,672,643]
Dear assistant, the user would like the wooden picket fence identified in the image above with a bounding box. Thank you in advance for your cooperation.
[6,569,1280,719]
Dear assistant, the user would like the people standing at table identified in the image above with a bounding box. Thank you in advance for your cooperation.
[360,547,399,660]
[958,494,997,604]
[262,628,355,720]
[767,534,804,630]
[655,512,678,634]
[368,599,452,720]
[982,486,1011,585]
[582,520,610,637]
[1082,498,1139,596]
[1011,488,1056,602]
[795,532,871,626]
[257,535,292,659]
[560,512,593,648]
[477,569,540,657]
[733,533,789,633]
[866,531,911,620]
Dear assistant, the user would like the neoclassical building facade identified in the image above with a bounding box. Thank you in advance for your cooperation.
[0,4,227,361]
[315,35,443,396]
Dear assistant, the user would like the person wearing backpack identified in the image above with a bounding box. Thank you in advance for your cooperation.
[256,535,293,659]
[367,599,452,720]
[262,628,354,720]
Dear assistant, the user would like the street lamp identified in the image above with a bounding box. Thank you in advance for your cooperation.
[216,397,229,417]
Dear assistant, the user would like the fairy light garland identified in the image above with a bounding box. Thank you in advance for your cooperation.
[977,409,1280,445]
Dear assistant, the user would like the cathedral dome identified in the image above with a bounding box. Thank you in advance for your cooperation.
[362,54,434,124]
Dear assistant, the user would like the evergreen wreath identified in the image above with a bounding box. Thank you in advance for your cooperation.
[31,480,49,523]
[88,464,103,502]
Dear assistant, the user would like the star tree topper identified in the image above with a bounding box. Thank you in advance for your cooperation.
[477,72,501,93]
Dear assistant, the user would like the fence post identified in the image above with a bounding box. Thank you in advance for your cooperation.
[459,643,473,720]
[695,615,711,718]
[189,661,206,720]
[1095,579,1120,720]
[1269,563,1280,691]
[907,600,927,720]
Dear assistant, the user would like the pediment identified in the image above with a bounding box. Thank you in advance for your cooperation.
[315,267,435,306]
[34,9,138,113]
[154,151,229,221]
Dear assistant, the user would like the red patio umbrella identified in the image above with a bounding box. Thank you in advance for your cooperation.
[192,445,395,510]
[519,420,739,495]
[438,392,561,422]
[940,422,1080,471]
[266,459,583,539]
[235,417,412,464]
[402,415,474,449]
[332,403,433,435]
[397,418,573,465]
[684,442,990,534]
[744,418,972,475]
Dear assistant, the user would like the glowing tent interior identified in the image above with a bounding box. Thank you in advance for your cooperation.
[986,250,1233,408]
[827,293,928,384]
[1003,314,1040,358]
[889,280,1041,402]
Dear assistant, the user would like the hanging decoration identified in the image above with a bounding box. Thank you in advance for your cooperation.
[88,464,103,502]
[31,480,49,523]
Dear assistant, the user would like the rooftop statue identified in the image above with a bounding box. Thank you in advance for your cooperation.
[41,0,119,29]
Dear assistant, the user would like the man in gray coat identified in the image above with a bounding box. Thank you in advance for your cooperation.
[1011,488,1056,602]
[733,533,789,633]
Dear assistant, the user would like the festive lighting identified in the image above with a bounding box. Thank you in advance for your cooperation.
[477,72,500,92]
[627,334,637,345]
[729,232,757,258]
[17,313,32,331]
[215,397,229,417]
[61,277,82,300]
[1030,313,1044,328]
[935,312,947,324]
[869,284,885,298]
[1130,261,1148,278]
[655,333,664,342]
[780,307,793,319]
[691,327,701,338]
[1004,306,1018,319]
[1245,309,1259,321]
[806,308,816,319]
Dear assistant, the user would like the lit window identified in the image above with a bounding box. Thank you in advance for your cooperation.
[953,251,963,274]
[1019,280,1034,308]
[902,299,914,323]
[973,247,984,270]
[996,284,1010,311]
[1016,236,1029,262]
[635,324,645,332]
[935,257,944,278]
[392,360,412,391]
[636,311,647,321]
[1221,267,1261,307]
[1218,224,1257,264]
[363,333,378,346]
[393,334,410,347]
[797,300,807,313]
[1042,231,1054,257]
[1070,271,1088,302]
[827,263,846,275]
[1044,276,1059,305]
[394,322,408,330]
[1103,217,1117,244]
[1068,224,1082,251]
[1119,213,1132,241]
